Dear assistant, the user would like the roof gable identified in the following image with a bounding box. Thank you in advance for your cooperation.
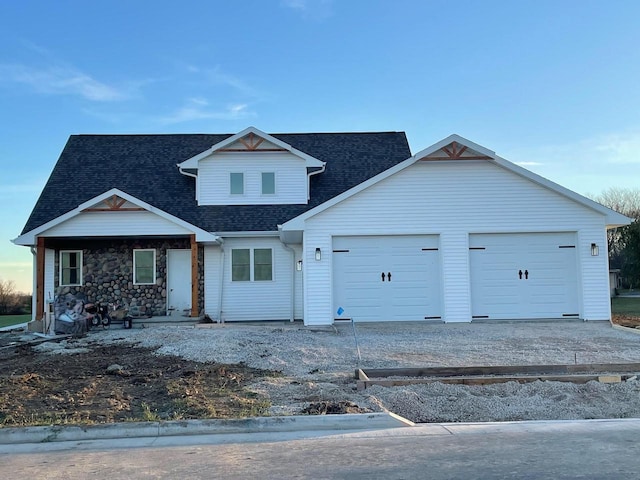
[18,131,412,236]
[13,189,219,245]
[177,126,325,170]
[282,134,631,230]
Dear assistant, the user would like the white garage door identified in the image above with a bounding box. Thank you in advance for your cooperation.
[333,235,441,322]
[469,232,579,320]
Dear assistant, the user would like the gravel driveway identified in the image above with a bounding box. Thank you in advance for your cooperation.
[79,321,640,423]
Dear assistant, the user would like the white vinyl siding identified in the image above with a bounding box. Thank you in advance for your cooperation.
[40,211,192,237]
[204,238,299,322]
[60,250,82,286]
[134,249,156,285]
[301,160,610,326]
[198,152,308,205]
[44,248,55,307]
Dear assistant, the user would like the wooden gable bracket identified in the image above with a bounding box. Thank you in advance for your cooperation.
[423,142,493,161]
[83,195,145,212]
[218,132,287,152]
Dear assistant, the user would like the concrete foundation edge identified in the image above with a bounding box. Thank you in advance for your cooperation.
[0,412,414,445]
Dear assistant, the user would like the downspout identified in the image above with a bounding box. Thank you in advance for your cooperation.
[217,238,225,323]
[307,164,326,201]
[179,167,199,202]
[281,242,296,323]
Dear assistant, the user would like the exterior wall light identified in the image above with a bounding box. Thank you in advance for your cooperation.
[591,243,599,256]
[315,248,321,261]
[296,260,303,271]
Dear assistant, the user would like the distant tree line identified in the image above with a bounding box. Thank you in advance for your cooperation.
[0,279,31,315]
[593,187,640,290]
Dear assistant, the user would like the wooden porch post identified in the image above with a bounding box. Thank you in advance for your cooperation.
[190,234,199,317]
[36,237,45,320]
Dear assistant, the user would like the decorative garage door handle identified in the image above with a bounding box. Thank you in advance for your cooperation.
[381,272,386,282]
[519,270,523,279]
[387,272,392,282]
[525,270,529,279]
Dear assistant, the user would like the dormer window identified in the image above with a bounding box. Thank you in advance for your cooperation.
[230,172,244,195]
[262,172,275,195]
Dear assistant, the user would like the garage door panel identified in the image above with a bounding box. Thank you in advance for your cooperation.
[470,233,579,320]
[333,235,441,322]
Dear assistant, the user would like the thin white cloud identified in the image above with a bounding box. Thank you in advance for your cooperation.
[157,98,255,125]
[593,132,640,165]
[503,129,640,195]
[516,161,543,166]
[0,63,127,101]
[199,68,261,98]
[282,0,308,10]
[280,0,334,19]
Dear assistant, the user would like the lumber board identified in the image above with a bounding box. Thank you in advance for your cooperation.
[357,373,635,390]
[357,363,640,379]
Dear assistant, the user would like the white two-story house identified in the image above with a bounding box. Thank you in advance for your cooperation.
[13,127,630,326]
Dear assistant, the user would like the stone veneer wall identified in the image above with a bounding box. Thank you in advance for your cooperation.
[53,238,205,316]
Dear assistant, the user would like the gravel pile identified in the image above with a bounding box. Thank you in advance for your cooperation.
[80,321,640,422]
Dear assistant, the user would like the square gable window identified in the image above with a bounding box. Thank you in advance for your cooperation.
[230,172,244,195]
[261,172,275,195]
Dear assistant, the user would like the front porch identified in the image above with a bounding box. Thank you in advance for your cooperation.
[32,235,205,322]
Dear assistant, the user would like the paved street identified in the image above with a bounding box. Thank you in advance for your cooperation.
[2,419,640,479]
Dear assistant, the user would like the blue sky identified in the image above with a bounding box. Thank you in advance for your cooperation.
[1,0,639,293]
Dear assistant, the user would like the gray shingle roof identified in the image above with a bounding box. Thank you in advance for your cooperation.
[21,132,411,235]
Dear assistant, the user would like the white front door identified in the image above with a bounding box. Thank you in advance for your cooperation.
[469,232,579,320]
[333,235,441,321]
[167,249,192,315]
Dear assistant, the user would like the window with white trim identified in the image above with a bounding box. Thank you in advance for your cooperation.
[231,249,250,281]
[261,172,275,195]
[231,248,273,281]
[254,248,273,281]
[230,172,244,195]
[133,249,156,285]
[60,250,82,286]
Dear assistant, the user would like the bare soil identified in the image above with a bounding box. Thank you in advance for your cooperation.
[0,336,273,427]
[2,319,640,427]
[612,313,640,328]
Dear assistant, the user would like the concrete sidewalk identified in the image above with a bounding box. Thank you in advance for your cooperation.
[0,412,414,446]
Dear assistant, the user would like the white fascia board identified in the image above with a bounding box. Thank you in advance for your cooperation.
[12,188,219,245]
[177,126,325,170]
[215,231,280,238]
[177,148,217,169]
[491,156,632,227]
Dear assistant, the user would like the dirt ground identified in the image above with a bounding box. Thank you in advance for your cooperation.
[0,335,274,426]
[1,315,639,427]
[612,313,640,328]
